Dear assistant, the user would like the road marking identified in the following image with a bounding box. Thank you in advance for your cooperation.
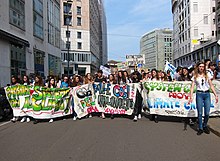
[0,121,11,127]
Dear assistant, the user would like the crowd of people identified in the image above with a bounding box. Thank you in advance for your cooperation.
[6,59,220,135]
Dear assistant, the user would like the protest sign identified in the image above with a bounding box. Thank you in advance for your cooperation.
[72,83,138,118]
[5,85,72,119]
[143,80,220,117]
[100,65,111,77]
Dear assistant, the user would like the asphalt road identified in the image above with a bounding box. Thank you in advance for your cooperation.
[0,115,220,161]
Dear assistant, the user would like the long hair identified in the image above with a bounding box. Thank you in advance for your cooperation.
[48,77,56,88]
[84,73,93,84]
[117,71,126,84]
[193,62,208,80]
[72,75,82,87]
[34,75,44,86]
[151,68,159,80]
[22,75,30,85]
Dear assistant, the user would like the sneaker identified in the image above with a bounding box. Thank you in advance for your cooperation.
[20,117,26,123]
[11,117,16,123]
[33,120,38,124]
[138,114,141,119]
[197,129,203,135]
[73,116,77,121]
[203,127,210,134]
[133,116,138,122]
[26,117,30,123]
[89,114,92,118]
[101,113,105,119]
[49,119,53,123]
[189,119,195,126]
[154,116,159,123]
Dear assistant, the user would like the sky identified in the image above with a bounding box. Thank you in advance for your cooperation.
[104,0,173,61]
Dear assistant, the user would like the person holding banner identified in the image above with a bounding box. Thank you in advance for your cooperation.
[84,73,94,118]
[33,75,46,124]
[94,70,107,119]
[150,69,159,123]
[45,76,57,123]
[20,75,31,123]
[189,62,218,135]
[131,71,143,121]
[10,76,20,122]
[70,75,83,120]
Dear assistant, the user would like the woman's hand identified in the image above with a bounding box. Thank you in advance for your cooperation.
[188,97,193,104]
[215,95,218,103]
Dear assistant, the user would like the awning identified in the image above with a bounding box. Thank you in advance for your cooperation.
[0,29,30,47]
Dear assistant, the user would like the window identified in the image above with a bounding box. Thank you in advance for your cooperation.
[213,19,216,25]
[33,0,43,39]
[48,54,61,76]
[77,32,82,39]
[188,29,190,39]
[193,3,198,12]
[48,1,60,47]
[213,7,215,12]
[212,31,215,36]
[77,17,82,26]
[204,14,208,24]
[77,42,82,49]
[77,6,81,15]
[9,0,25,29]
[10,44,26,76]
[34,49,45,76]
[194,27,198,37]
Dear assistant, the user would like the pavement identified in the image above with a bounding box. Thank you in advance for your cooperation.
[208,117,220,137]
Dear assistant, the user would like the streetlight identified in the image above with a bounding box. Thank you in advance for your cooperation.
[201,33,205,60]
[66,0,72,77]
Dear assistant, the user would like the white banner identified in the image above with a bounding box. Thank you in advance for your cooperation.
[143,80,220,117]
[72,83,138,118]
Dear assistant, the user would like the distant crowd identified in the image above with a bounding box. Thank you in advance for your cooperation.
[9,59,220,89]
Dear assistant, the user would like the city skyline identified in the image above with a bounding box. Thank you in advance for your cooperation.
[104,0,173,61]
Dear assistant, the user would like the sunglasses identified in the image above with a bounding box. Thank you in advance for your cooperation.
[201,79,204,86]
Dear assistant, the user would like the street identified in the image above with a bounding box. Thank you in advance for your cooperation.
[0,115,220,161]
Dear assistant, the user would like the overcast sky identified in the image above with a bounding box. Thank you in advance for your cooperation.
[104,0,173,61]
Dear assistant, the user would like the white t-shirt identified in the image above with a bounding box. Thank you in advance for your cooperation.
[192,75,211,91]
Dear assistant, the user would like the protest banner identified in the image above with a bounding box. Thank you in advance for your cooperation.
[100,65,111,77]
[143,80,220,117]
[72,83,138,118]
[5,85,72,119]
[5,81,220,119]
[164,61,176,79]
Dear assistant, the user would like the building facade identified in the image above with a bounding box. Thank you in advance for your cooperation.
[60,0,107,76]
[172,0,217,67]
[140,28,173,71]
[0,0,61,87]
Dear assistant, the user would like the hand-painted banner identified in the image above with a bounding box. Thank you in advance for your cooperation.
[5,81,220,119]
[143,80,220,117]
[5,85,72,119]
[72,83,138,118]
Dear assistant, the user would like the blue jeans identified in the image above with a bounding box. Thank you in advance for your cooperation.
[196,92,211,130]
